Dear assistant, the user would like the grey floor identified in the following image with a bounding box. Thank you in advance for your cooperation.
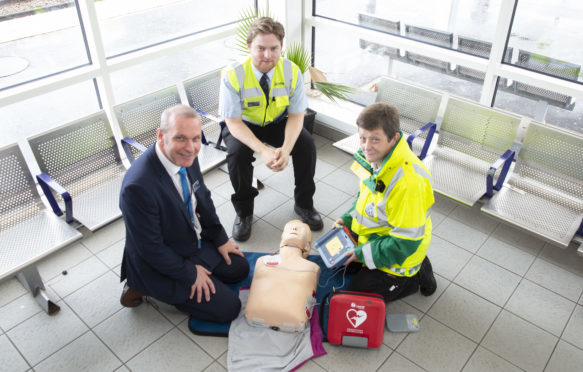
[2,134,583,371]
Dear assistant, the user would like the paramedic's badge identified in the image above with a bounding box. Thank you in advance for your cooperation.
[365,201,375,218]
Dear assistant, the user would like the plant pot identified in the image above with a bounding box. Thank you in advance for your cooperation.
[303,108,317,134]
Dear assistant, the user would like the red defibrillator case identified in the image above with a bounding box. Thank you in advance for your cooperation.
[326,290,385,348]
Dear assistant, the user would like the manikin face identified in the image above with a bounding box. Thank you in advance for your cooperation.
[282,220,311,258]
[358,127,400,164]
[157,115,202,168]
[248,33,282,73]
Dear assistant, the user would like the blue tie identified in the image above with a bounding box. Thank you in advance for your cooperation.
[260,73,270,102]
[178,167,194,220]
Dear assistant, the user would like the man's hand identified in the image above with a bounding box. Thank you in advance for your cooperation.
[343,251,358,266]
[271,148,290,171]
[260,147,277,170]
[190,264,215,303]
[217,239,244,265]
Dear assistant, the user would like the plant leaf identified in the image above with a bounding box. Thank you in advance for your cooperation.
[313,81,356,102]
[283,42,311,74]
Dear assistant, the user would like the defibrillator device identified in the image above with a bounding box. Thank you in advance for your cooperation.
[319,290,385,348]
[314,226,357,269]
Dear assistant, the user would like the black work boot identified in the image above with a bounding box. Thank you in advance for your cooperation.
[232,215,252,241]
[418,256,437,296]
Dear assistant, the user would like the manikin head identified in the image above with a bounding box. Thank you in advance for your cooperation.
[280,220,311,258]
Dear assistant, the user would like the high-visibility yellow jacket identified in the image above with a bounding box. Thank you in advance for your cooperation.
[224,57,300,126]
[342,133,435,276]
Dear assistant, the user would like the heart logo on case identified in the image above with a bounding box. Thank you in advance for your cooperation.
[346,309,367,328]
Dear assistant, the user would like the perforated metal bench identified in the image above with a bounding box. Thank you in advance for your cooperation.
[514,50,580,110]
[333,76,440,160]
[405,25,452,72]
[457,36,512,83]
[113,82,226,173]
[481,122,583,248]
[0,143,82,314]
[422,97,521,206]
[357,13,401,58]
[27,111,126,231]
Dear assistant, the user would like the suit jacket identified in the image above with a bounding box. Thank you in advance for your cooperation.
[119,144,228,304]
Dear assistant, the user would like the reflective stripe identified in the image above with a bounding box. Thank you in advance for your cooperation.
[413,164,433,187]
[271,87,289,97]
[391,225,425,240]
[351,210,392,228]
[234,64,245,92]
[376,167,404,222]
[386,263,421,276]
[242,87,263,99]
[361,243,376,269]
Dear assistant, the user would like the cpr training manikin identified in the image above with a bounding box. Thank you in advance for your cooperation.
[245,220,321,332]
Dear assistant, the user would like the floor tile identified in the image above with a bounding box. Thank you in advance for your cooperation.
[429,284,501,343]
[0,292,47,331]
[96,239,125,269]
[81,220,126,254]
[326,198,354,220]
[0,278,26,308]
[260,166,296,198]
[320,167,360,196]
[378,352,425,372]
[402,273,449,313]
[202,361,227,372]
[34,331,121,372]
[433,217,489,253]
[562,304,583,350]
[428,235,473,281]
[210,191,228,208]
[7,302,88,366]
[36,242,92,282]
[482,310,557,371]
[213,179,235,201]
[127,328,212,372]
[214,201,238,238]
[539,242,583,277]
[262,199,297,230]
[64,271,124,328]
[202,169,230,189]
[462,346,522,372]
[432,194,459,215]
[545,340,583,372]
[0,334,29,372]
[505,279,575,336]
[48,256,109,298]
[431,210,447,229]
[115,365,130,372]
[313,134,331,149]
[384,300,422,350]
[312,181,352,216]
[397,316,476,372]
[179,319,227,359]
[316,144,353,167]
[236,219,282,253]
[93,304,173,362]
[314,158,337,181]
[253,186,290,218]
[526,258,583,302]
[477,236,536,276]
[217,351,227,369]
[313,342,391,371]
[454,256,521,307]
[449,204,499,235]
[149,299,188,326]
[490,223,546,255]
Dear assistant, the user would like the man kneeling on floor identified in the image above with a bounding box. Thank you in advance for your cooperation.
[119,104,249,322]
[337,102,437,302]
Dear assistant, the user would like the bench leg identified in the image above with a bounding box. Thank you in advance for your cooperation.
[16,266,60,315]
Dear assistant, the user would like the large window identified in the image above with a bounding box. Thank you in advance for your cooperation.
[0,1,89,90]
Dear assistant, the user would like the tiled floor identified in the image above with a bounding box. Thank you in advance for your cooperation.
[2,134,583,371]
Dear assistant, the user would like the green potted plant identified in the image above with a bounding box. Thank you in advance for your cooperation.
[234,8,355,133]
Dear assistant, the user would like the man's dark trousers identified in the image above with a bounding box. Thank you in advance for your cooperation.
[222,118,317,217]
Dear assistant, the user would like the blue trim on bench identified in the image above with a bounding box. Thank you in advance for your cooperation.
[486,149,515,198]
[407,122,436,160]
[36,172,74,223]
[121,137,147,163]
[195,108,226,149]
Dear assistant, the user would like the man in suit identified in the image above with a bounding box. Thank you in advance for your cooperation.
[119,104,249,323]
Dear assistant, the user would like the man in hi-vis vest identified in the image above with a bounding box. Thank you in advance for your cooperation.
[337,103,437,302]
[219,17,322,241]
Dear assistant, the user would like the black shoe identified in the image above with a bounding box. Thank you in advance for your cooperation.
[232,215,252,241]
[293,204,323,231]
[419,256,437,296]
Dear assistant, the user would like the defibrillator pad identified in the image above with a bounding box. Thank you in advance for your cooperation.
[314,226,356,269]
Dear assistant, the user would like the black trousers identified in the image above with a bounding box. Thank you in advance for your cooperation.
[174,254,249,323]
[221,118,317,217]
[347,263,421,303]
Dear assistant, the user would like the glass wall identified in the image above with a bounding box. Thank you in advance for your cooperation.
[0,1,89,90]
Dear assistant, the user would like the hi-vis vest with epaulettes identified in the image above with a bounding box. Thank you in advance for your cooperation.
[349,134,434,277]
[224,57,300,126]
